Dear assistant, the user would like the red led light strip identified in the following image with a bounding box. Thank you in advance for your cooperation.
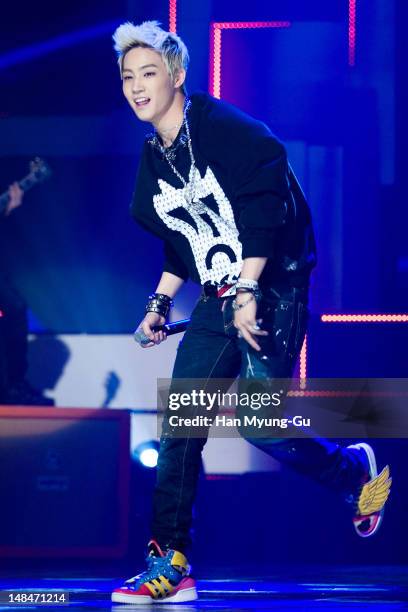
[169,0,177,33]
[212,21,291,30]
[288,390,408,398]
[209,21,291,99]
[300,313,408,388]
[299,335,307,389]
[321,314,408,323]
[348,0,356,66]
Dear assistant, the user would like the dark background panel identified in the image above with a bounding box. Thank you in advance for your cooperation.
[0,0,404,336]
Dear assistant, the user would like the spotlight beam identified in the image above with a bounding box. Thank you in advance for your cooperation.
[0,20,121,70]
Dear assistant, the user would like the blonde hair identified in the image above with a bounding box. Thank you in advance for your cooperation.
[112,20,189,94]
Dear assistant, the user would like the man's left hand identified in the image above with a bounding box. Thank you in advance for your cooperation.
[6,182,24,216]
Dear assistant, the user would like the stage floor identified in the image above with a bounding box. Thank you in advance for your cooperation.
[0,566,407,611]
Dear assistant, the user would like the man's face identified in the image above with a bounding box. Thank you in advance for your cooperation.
[121,47,182,124]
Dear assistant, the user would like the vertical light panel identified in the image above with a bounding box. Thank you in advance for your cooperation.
[169,0,177,33]
[299,335,307,389]
[348,0,356,66]
[209,21,291,99]
[209,25,222,99]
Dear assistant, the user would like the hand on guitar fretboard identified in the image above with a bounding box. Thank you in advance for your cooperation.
[0,157,52,216]
[4,182,23,216]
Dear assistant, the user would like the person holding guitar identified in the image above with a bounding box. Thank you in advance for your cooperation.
[0,167,53,406]
[111,21,391,605]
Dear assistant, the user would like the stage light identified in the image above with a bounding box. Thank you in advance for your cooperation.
[321,314,408,323]
[0,20,119,70]
[299,335,307,389]
[349,0,356,66]
[133,441,159,468]
[209,21,291,99]
[169,0,177,33]
[140,448,158,468]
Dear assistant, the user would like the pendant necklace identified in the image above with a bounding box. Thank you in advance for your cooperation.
[157,98,207,215]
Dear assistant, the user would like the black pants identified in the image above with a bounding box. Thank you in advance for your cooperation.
[0,275,28,395]
[151,285,366,552]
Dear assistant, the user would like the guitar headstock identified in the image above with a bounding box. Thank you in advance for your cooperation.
[29,157,52,183]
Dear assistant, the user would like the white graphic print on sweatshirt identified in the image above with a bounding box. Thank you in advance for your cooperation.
[153,165,242,288]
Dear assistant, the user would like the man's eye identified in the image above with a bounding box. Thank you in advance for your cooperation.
[144,72,156,77]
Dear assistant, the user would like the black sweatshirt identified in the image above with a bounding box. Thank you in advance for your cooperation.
[131,92,316,289]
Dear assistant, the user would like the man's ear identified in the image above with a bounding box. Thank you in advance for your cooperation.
[174,68,186,89]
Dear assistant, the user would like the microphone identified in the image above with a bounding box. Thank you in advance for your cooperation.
[133,318,190,346]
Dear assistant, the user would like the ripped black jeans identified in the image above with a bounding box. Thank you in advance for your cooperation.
[151,284,366,553]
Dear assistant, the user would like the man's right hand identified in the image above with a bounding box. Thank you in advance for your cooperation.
[138,312,167,348]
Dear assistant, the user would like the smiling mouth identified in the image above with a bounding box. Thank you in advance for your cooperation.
[134,98,151,107]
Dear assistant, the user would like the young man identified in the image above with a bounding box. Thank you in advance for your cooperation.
[111,20,392,604]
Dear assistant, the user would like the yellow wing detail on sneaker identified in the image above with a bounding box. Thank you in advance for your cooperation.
[171,551,188,571]
[358,465,392,516]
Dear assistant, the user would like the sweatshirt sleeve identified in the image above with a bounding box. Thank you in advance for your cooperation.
[163,241,189,281]
[198,95,290,259]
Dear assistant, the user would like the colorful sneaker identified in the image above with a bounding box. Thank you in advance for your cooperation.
[111,540,198,604]
[347,443,392,538]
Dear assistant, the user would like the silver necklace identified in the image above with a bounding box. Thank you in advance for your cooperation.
[158,99,206,215]
[158,121,183,136]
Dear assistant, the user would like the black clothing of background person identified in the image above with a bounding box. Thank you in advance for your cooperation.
[0,181,53,405]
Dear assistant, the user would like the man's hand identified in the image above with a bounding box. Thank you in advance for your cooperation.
[137,311,167,348]
[233,291,268,351]
[6,182,24,216]
[135,272,184,348]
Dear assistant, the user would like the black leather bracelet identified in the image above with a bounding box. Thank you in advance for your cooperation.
[146,305,167,317]
[145,293,174,318]
[148,292,174,305]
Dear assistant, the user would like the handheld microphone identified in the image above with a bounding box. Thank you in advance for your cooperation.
[133,318,190,346]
